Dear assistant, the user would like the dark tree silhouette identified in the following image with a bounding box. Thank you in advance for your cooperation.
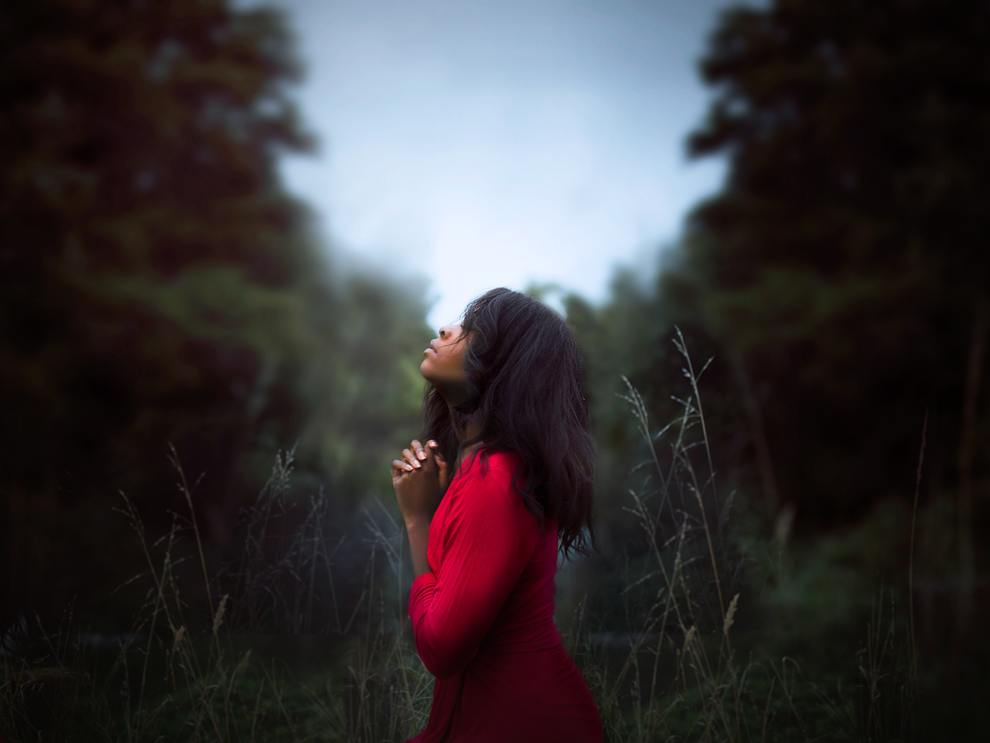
[0,0,326,625]
[679,0,989,542]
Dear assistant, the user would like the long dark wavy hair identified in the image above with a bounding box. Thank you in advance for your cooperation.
[420,287,598,563]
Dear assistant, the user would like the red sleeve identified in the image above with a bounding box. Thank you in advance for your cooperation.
[408,455,539,678]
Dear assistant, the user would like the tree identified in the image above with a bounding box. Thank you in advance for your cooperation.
[679,0,989,549]
[0,0,330,625]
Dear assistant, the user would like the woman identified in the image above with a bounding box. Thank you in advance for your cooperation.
[391,287,604,742]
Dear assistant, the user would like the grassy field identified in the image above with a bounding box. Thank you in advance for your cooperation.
[3,332,984,741]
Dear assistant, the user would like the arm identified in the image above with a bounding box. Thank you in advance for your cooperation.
[407,458,539,678]
[405,518,431,578]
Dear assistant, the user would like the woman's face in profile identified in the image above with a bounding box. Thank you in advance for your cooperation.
[420,322,470,384]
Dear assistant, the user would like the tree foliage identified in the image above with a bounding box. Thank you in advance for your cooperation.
[673,0,989,525]
[0,0,432,626]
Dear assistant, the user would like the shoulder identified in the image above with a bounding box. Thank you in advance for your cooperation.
[454,448,524,505]
[465,451,535,521]
[469,448,522,483]
[448,449,542,541]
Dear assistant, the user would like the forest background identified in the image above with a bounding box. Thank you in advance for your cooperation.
[1,0,986,740]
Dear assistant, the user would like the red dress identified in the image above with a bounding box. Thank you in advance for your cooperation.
[406,448,604,742]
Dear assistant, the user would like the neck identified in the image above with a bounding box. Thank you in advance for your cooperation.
[457,412,483,446]
[450,406,485,470]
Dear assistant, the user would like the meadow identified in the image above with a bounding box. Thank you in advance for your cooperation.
[1,329,978,742]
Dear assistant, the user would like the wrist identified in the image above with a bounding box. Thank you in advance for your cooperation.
[404,516,431,531]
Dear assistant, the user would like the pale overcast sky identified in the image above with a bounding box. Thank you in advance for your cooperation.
[263,0,758,330]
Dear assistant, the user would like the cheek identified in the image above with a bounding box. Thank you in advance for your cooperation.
[438,351,466,376]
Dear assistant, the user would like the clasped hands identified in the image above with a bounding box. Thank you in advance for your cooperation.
[391,438,450,527]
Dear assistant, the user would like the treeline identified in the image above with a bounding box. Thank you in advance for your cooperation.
[0,0,432,628]
[567,0,988,634]
[2,0,986,638]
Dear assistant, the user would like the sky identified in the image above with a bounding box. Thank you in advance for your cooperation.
[264,0,756,330]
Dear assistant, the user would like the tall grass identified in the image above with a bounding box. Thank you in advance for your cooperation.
[0,326,928,741]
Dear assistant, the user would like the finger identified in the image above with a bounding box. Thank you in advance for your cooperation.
[435,451,448,472]
[411,439,427,461]
[392,458,414,475]
[402,448,421,469]
[424,443,444,471]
